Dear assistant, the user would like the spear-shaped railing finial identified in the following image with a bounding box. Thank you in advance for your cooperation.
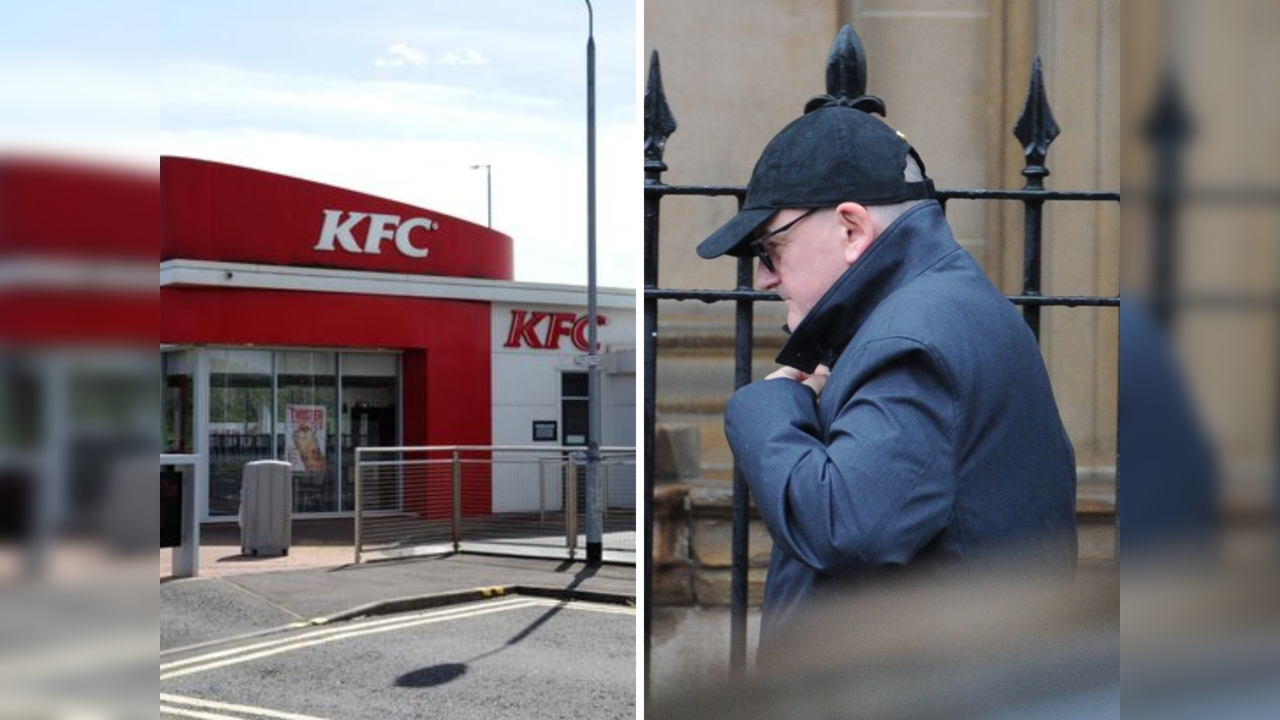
[804,24,886,116]
[1142,63,1194,152]
[644,50,678,165]
[1013,55,1061,188]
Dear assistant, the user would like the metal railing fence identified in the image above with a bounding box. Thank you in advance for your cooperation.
[355,445,635,564]
[644,26,1122,691]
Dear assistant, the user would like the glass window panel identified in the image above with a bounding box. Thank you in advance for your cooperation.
[210,348,272,376]
[341,353,399,513]
[163,350,194,455]
[341,353,397,378]
[563,398,588,446]
[277,351,338,514]
[208,349,274,517]
[562,372,588,398]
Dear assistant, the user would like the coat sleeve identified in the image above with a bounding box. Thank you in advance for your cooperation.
[724,336,959,573]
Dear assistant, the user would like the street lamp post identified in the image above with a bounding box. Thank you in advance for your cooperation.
[583,0,603,566]
[470,164,492,228]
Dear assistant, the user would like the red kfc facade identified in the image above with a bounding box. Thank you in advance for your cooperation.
[160,157,635,521]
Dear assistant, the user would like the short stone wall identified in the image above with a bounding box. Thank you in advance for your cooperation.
[653,483,773,607]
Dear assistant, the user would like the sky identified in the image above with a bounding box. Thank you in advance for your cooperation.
[0,1,639,288]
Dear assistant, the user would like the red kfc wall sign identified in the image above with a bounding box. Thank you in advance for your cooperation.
[162,157,513,280]
[504,310,609,351]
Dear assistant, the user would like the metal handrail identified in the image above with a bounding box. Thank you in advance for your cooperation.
[354,444,636,565]
[354,445,636,453]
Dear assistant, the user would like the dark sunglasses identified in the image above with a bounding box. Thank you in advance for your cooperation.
[748,207,821,273]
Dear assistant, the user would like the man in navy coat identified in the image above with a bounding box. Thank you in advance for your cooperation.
[697,99,1079,651]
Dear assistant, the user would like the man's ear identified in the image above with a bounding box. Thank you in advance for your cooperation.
[835,202,875,265]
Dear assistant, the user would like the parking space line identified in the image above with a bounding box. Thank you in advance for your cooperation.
[162,693,328,720]
[162,599,544,681]
[161,596,534,673]
[525,598,638,616]
[160,703,243,720]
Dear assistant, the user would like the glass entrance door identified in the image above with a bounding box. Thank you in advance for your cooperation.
[340,353,399,513]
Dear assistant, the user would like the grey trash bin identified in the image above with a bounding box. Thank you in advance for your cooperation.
[240,460,292,556]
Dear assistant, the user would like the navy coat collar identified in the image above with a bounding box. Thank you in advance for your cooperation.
[776,201,959,372]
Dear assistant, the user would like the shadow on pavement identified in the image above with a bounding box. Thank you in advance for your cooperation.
[391,564,602,689]
[395,663,468,688]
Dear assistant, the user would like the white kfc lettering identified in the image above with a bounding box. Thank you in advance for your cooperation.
[362,214,400,254]
[315,209,438,258]
[394,217,434,258]
[315,210,367,253]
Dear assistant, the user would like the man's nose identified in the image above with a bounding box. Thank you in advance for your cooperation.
[755,261,780,291]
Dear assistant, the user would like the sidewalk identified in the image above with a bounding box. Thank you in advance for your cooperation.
[160,519,636,652]
[159,519,357,580]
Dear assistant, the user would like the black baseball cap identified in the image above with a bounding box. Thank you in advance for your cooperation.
[696,105,935,260]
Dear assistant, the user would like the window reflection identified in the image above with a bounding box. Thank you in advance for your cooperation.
[208,349,273,517]
[195,348,400,518]
[341,354,398,513]
[162,350,193,455]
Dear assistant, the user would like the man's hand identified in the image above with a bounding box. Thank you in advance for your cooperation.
[766,364,831,398]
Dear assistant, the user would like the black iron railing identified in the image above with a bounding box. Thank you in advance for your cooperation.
[643,26,1122,693]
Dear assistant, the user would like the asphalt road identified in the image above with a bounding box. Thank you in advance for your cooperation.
[161,596,635,720]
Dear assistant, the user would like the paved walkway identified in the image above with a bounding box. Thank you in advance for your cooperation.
[159,543,355,580]
[160,520,356,580]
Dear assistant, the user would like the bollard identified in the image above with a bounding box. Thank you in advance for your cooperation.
[354,448,363,564]
[566,460,579,560]
[451,450,462,553]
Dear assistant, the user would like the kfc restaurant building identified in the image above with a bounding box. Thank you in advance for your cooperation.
[160,157,635,522]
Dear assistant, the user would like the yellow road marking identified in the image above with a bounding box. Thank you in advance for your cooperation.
[161,596,533,673]
[162,693,328,720]
[162,600,543,681]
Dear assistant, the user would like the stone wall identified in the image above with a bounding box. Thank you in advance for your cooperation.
[653,483,772,608]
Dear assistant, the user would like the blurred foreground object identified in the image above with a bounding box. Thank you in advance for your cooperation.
[651,555,1119,719]
[0,156,156,718]
[652,555,1280,719]
[0,156,157,578]
[1118,294,1218,557]
[1123,0,1280,568]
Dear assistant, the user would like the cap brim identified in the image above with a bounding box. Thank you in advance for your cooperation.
[695,207,774,259]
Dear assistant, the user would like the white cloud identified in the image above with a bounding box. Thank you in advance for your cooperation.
[438,48,486,66]
[374,43,486,70]
[373,42,427,68]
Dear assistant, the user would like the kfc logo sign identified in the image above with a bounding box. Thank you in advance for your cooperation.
[504,310,609,351]
[314,209,438,258]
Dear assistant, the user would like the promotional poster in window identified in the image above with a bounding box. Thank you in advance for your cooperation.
[285,404,328,474]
